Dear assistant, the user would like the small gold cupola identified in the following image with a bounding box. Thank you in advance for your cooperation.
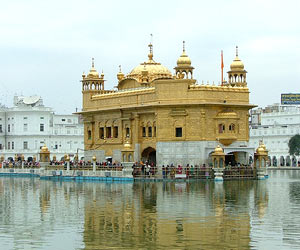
[227,46,247,87]
[87,58,100,78]
[81,58,104,92]
[117,65,125,82]
[174,41,194,79]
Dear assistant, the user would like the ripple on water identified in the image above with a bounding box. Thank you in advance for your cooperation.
[1,173,300,249]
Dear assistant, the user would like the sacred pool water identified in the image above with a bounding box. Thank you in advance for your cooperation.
[1,170,300,250]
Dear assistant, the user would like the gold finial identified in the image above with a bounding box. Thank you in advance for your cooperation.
[92,57,95,68]
[236,46,238,57]
[148,34,153,60]
[183,40,185,52]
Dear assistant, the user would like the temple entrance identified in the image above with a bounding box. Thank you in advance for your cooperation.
[225,153,236,166]
[225,151,248,166]
[141,147,156,165]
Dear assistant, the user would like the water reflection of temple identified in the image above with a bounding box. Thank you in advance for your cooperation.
[82,181,269,249]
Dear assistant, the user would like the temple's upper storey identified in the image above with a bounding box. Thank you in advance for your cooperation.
[81,42,248,95]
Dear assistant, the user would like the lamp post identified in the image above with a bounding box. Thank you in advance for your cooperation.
[65,154,70,172]
[21,154,24,169]
[92,155,96,172]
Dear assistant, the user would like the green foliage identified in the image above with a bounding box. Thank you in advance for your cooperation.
[288,134,300,156]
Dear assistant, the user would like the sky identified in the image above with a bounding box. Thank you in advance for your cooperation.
[0,0,299,114]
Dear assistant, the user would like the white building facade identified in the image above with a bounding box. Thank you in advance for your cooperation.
[249,104,300,167]
[0,96,84,161]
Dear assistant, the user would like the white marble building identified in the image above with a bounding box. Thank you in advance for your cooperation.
[0,96,84,161]
[249,103,300,166]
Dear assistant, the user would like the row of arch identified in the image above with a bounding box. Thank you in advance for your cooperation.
[218,123,236,133]
[175,70,193,79]
[140,121,156,138]
[82,81,104,91]
[249,155,300,167]
[228,73,246,84]
[86,120,131,141]
[270,155,299,167]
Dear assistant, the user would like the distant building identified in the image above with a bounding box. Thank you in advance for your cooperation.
[249,103,300,166]
[0,96,84,161]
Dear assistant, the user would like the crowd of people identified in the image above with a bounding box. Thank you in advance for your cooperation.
[1,160,40,168]
[132,163,212,179]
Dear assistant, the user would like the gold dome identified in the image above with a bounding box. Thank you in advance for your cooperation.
[87,58,100,78]
[230,57,244,70]
[64,154,70,161]
[126,43,172,83]
[41,145,49,152]
[256,145,265,154]
[230,46,244,71]
[177,51,192,66]
[124,140,131,148]
[128,62,172,83]
[214,145,224,153]
[258,141,268,153]
[177,42,192,66]
[92,155,97,161]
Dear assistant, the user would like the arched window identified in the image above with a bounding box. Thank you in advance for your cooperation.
[229,123,235,131]
[126,127,130,138]
[142,127,146,137]
[220,158,224,168]
[262,158,266,168]
[219,124,225,133]
[88,130,92,140]
[113,126,118,138]
[148,127,152,137]
[99,127,104,139]
[128,154,132,162]
[214,158,217,168]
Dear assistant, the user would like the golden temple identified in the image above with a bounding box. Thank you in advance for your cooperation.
[79,42,255,166]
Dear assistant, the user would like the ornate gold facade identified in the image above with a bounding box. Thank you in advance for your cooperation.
[79,43,255,166]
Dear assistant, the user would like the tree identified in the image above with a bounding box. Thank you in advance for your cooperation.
[288,134,300,156]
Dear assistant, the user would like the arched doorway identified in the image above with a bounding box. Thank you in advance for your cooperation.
[225,151,249,166]
[249,155,253,165]
[141,147,156,165]
[280,156,285,166]
[286,156,291,166]
[272,156,277,167]
[225,152,236,166]
[292,156,297,167]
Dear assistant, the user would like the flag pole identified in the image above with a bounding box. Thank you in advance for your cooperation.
[221,50,224,86]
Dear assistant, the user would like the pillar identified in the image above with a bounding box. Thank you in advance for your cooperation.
[92,155,96,172]
[21,155,24,169]
[65,154,70,171]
